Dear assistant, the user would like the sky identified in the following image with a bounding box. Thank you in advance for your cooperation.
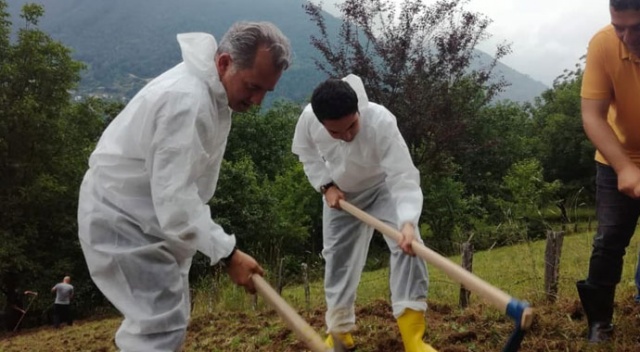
[318,0,612,87]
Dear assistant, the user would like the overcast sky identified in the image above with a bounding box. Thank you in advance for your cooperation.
[318,0,612,86]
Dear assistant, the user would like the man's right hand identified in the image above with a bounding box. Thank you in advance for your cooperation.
[223,249,264,294]
[616,164,640,198]
[324,186,345,209]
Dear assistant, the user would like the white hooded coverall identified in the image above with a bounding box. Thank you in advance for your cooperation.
[77,33,235,351]
[291,75,429,333]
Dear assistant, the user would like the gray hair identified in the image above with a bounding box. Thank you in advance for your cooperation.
[610,0,640,10]
[216,21,292,71]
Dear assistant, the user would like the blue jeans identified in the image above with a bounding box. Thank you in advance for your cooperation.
[587,163,640,287]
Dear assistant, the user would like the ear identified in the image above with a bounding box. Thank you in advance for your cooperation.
[216,53,233,76]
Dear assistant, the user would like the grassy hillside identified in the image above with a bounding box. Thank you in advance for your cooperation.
[2,229,640,351]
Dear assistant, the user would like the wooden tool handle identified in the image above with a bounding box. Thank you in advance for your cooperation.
[339,199,533,329]
[251,275,329,351]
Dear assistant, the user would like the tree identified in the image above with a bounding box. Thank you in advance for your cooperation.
[459,101,536,200]
[0,1,111,319]
[531,64,595,197]
[498,159,561,240]
[225,101,302,180]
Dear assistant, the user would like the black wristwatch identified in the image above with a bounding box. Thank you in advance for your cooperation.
[221,247,237,266]
[320,181,335,194]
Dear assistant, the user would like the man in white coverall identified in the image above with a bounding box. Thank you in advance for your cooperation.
[77,22,291,351]
[292,75,436,352]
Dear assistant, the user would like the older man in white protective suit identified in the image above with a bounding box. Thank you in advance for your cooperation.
[292,74,437,352]
[77,22,291,351]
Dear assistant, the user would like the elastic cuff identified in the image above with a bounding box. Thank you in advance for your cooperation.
[221,247,238,266]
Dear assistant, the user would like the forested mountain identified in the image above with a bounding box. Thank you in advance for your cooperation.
[5,0,547,104]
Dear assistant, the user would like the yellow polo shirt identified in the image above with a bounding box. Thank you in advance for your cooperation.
[582,25,640,165]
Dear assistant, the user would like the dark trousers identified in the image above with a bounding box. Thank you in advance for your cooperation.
[53,304,72,328]
[587,163,640,287]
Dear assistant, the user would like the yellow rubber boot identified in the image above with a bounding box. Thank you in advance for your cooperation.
[325,332,356,351]
[397,309,438,352]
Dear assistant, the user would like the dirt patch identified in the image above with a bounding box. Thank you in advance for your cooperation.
[5,294,640,351]
[446,330,477,343]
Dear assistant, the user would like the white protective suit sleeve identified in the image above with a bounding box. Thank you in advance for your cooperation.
[146,91,235,265]
[377,112,424,228]
[292,112,333,192]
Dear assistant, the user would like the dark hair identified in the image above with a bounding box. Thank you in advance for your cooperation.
[610,0,640,10]
[310,79,358,122]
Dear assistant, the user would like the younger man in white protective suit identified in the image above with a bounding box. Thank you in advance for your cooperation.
[292,75,436,352]
[77,22,291,351]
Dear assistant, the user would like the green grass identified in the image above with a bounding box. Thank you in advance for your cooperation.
[236,228,640,311]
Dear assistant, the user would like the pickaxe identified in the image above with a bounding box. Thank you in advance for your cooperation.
[339,200,534,352]
[251,275,348,352]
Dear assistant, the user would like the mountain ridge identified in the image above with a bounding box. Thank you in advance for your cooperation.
[5,0,547,104]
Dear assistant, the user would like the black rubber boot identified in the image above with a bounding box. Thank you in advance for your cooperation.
[576,280,615,343]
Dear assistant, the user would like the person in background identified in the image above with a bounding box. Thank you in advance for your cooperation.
[51,276,74,328]
[77,21,291,351]
[1,275,37,332]
[577,0,640,343]
[292,75,435,352]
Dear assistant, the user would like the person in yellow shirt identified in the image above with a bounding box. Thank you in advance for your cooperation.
[577,0,640,343]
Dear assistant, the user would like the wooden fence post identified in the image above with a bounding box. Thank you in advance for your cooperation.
[459,241,473,308]
[302,263,310,312]
[544,230,565,302]
[556,201,568,233]
[277,257,285,295]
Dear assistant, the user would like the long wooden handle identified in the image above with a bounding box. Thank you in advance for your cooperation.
[251,275,329,352]
[13,293,37,332]
[339,200,533,329]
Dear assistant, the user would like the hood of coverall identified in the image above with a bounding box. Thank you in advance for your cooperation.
[341,74,369,112]
[177,32,227,104]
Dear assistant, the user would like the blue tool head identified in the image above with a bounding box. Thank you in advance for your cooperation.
[502,299,533,352]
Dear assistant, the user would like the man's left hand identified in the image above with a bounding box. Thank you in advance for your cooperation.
[324,186,344,209]
[399,223,416,256]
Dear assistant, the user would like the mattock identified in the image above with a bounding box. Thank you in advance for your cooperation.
[251,275,348,352]
[339,199,534,352]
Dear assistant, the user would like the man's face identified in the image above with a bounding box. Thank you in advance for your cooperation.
[322,112,360,142]
[217,47,282,112]
[610,6,640,57]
